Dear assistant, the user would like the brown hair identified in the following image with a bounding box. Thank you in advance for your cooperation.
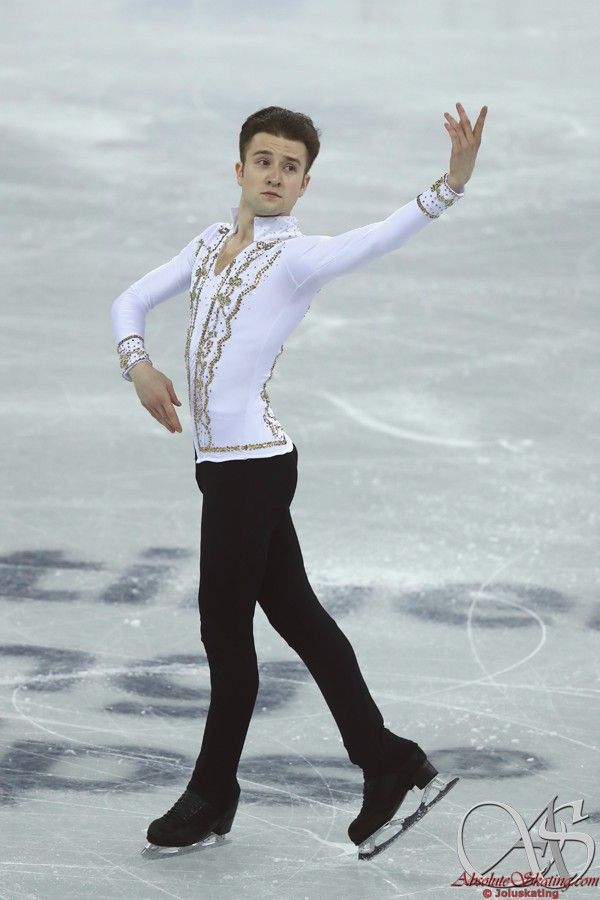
[239,106,322,179]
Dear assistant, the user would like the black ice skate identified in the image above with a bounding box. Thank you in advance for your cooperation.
[141,786,240,858]
[349,755,459,861]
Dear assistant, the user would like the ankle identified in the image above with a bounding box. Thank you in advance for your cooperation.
[186,782,240,807]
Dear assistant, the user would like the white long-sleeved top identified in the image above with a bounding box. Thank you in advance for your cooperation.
[110,173,465,463]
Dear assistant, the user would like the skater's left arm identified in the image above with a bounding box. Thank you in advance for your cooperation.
[286,102,487,292]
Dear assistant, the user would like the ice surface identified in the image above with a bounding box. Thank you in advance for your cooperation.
[1,0,599,897]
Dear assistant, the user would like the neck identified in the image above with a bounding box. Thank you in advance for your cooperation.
[234,195,293,243]
[234,201,256,243]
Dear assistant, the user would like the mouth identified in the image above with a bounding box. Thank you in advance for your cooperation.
[262,192,281,198]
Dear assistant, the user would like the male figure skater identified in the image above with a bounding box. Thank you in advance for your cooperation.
[110,102,487,860]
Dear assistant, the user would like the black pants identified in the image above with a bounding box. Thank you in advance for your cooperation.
[187,443,417,804]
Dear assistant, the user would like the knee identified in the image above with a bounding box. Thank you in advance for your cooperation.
[201,630,259,689]
[200,621,256,663]
[266,605,341,653]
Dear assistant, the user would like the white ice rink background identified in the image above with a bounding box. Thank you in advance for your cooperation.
[1,1,599,897]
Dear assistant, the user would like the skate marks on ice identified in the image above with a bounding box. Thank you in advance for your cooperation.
[0,645,413,811]
[0,646,318,721]
[397,580,571,628]
[0,738,190,807]
[0,546,373,615]
[109,656,315,718]
[0,649,320,807]
[0,729,544,811]
[394,579,600,719]
[0,546,193,607]
[2,546,590,631]
[1,547,599,821]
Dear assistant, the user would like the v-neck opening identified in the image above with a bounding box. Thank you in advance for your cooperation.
[212,230,255,279]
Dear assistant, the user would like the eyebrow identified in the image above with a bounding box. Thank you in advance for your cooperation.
[252,149,302,166]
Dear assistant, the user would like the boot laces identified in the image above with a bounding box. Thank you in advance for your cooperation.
[164,790,207,822]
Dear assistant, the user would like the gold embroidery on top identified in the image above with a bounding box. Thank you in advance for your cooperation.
[193,242,283,450]
[117,333,149,375]
[183,222,298,456]
[194,437,289,454]
[416,174,463,219]
[261,345,285,437]
[184,230,230,374]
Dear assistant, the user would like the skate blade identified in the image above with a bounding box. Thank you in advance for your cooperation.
[141,832,227,858]
[358,773,460,861]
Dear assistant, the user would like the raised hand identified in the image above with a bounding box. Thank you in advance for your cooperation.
[444,102,487,189]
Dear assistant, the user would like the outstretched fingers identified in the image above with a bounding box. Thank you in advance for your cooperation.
[445,102,487,146]
[473,105,488,142]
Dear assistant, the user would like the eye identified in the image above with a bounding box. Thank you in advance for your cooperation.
[257,158,297,172]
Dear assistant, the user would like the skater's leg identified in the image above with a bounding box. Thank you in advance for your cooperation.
[257,502,416,774]
[187,447,298,803]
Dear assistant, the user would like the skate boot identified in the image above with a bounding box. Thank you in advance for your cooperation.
[142,784,240,858]
[349,751,459,860]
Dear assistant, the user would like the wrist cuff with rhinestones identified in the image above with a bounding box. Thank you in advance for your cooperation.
[117,334,152,381]
[416,173,465,219]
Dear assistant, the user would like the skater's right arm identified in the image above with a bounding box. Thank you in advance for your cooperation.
[110,232,202,434]
[110,233,201,380]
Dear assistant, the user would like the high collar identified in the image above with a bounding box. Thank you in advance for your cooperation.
[228,205,302,241]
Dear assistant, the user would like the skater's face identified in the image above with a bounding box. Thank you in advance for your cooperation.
[235,132,310,218]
